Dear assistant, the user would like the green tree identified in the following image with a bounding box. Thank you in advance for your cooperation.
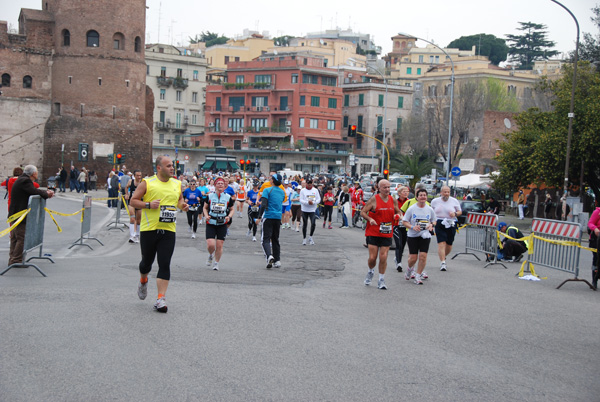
[578,5,600,70]
[188,31,229,47]
[273,35,294,47]
[506,22,559,70]
[447,34,508,65]
[495,62,600,198]
[485,78,520,112]
[390,152,435,190]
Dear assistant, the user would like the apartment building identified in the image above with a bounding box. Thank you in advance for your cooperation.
[146,44,208,149]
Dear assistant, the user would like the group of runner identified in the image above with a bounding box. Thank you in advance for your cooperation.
[128,157,463,312]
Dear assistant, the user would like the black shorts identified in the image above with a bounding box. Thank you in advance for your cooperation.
[407,236,431,254]
[366,236,392,248]
[435,220,457,245]
[205,223,227,241]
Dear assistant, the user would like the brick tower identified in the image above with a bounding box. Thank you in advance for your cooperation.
[43,0,153,178]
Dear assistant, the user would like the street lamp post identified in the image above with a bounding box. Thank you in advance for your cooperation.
[399,33,454,182]
[550,0,579,196]
[366,65,388,175]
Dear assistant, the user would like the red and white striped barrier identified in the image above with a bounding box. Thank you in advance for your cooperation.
[467,213,498,228]
[531,219,580,240]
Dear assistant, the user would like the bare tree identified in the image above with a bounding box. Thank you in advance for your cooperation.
[395,115,428,154]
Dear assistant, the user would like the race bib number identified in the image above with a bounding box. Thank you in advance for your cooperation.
[380,222,392,234]
[418,220,429,230]
[308,195,316,201]
[211,202,226,213]
[251,206,259,212]
[188,205,198,212]
[159,205,177,223]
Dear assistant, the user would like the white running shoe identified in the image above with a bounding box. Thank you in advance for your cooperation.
[134,236,140,244]
[296,227,300,232]
[191,233,196,239]
[364,271,374,286]
[302,238,307,246]
[414,273,424,285]
[212,262,219,271]
[129,236,135,244]
[137,281,147,300]
[378,278,387,290]
[266,255,274,269]
[273,261,281,268]
[206,254,214,266]
[405,266,414,281]
[153,297,167,313]
[440,262,447,271]
[421,271,428,279]
[308,237,315,245]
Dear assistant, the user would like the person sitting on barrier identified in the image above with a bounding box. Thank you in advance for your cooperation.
[588,201,600,289]
[497,222,528,262]
[8,165,55,266]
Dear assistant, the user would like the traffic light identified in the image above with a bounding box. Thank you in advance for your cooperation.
[246,159,251,165]
[107,153,114,164]
[78,143,89,162]
[383,169,389,179]
[348,125,357,137]
[115,153,123,164]
[240,159,245,166]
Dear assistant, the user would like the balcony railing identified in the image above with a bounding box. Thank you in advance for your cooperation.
[156,77,173,87]
[223,82,273,90]
[173,77,189,89]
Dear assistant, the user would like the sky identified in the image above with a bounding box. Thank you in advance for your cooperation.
[5,0,598,58]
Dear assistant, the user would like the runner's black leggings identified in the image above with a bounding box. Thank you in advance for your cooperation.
[187,208,199,232]
[393,225,407,263]
[248,207,258,236]
[139,230,176,281]
[302,211,316,237]
[323,205,333,222]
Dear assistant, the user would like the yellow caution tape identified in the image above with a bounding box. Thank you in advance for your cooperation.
[121,195,131,218]
[44,207,84,233]
[0,209,30,238]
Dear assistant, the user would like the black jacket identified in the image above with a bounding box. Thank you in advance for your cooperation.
[8,174,50,220]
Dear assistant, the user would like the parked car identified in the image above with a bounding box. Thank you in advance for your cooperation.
[458,200,485,225]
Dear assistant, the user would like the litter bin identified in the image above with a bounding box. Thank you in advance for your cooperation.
[47,176,57,190]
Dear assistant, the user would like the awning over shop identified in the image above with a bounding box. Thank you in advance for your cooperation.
[305,134,347,144]
[249,133,289,138]
[215,161,228,170]
[201,161,215,170]
[228,161,239,170]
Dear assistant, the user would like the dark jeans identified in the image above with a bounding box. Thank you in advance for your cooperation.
[69,179,80,192]
[302,211,316,238]
[261,218,281,261]
[139,230,176,281]
[8,222,26,265]
[322,205,333,223]
[58,180,66,192]
[108,188,118,207]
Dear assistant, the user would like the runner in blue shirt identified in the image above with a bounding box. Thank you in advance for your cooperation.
[246,181,260,241]
[183,180,203,238]
[256,174,285,269]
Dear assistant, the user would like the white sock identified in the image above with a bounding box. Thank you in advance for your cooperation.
[136,228,140,237]
[379,274,384,280]
[129,223,135,237]
[441,260,446,264]
[368,269,375,274]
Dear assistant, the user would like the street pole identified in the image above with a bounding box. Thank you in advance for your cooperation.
[399,33,454,182]
[550,0,579,197]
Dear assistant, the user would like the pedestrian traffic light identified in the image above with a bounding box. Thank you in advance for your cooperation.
[78,143,89,162]
[348,125,357,137]
[383,169,389,179]
[107,153,114,164]
[246,159,251,165]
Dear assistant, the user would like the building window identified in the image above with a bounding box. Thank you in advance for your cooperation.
[126,80,130,87]
[215,118,221,132]
[98,78,102,86]
[328,98,337,109]
[250,118,268,131]
[429,56,434,64]
[224,56,230,64]
[507,85,517,95]
[2,73,10,87]
[228,118,244,132]
[214,140,222,147]
[68,76,72,84]
[193,70,199,80]
[300,95,305,106]
[113,32,124,50]
[192,92,198,103]
[146,65,149,75]
[378,94,384,107]
[327,120,336,130]
[255,74,271,84]
[87,30,100,47]
[80,104,85,117]
[310,96,320,107]
[177,68,183,78]
[444,84,451,96]
[299,118,305,128]
[418,55,423,63]
[112,106,116,119]
[357,115,363,131]
[302,74,319,84]
[344,94,349,107]
[216,97,221,111]
[176,113,182,129]
[160,67,166,77]
[358,94,364,106]
[343,115,348,128]
[406,67,412,75]
[134,36,141,52]
[62,29,70,46]
[291,74,298,83]
[417,68,421,75]
[176,90,182,102]
[251,96,268,107]
[175,135,181,144]
[428,85,437,97]
[377,116,383,132]
[322,76,336,86]
[310,119,318,129]
[53,102,61,116]
[236,75,244,83]
[158,133,164,144]
[159,111,165,123]
[435,56,439,63]
[356,136,362,149]
[398,96,404,108]
[192,114,197,125]
[23,75,32,88]
[160,89,166,100]
[397,118,402,133]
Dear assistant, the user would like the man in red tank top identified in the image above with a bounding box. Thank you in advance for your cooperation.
[360,179,401,290]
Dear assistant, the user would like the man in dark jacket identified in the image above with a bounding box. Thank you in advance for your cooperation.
[8,165,54,265]
[498,222,528,262]
[59,167,68,192]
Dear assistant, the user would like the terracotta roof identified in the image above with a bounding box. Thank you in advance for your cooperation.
[20,8,54,23]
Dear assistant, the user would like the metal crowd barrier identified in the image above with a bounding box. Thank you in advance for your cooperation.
[525,218,593,290]
[69,195,104,250]
[452,212,506,269]
[106,195,128,231]
[1,195,54,277]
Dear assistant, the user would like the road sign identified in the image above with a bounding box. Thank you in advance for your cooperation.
[451,167,462,177]
[184,155,189,161]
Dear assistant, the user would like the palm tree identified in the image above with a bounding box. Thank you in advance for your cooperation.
[394,152,435,190]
